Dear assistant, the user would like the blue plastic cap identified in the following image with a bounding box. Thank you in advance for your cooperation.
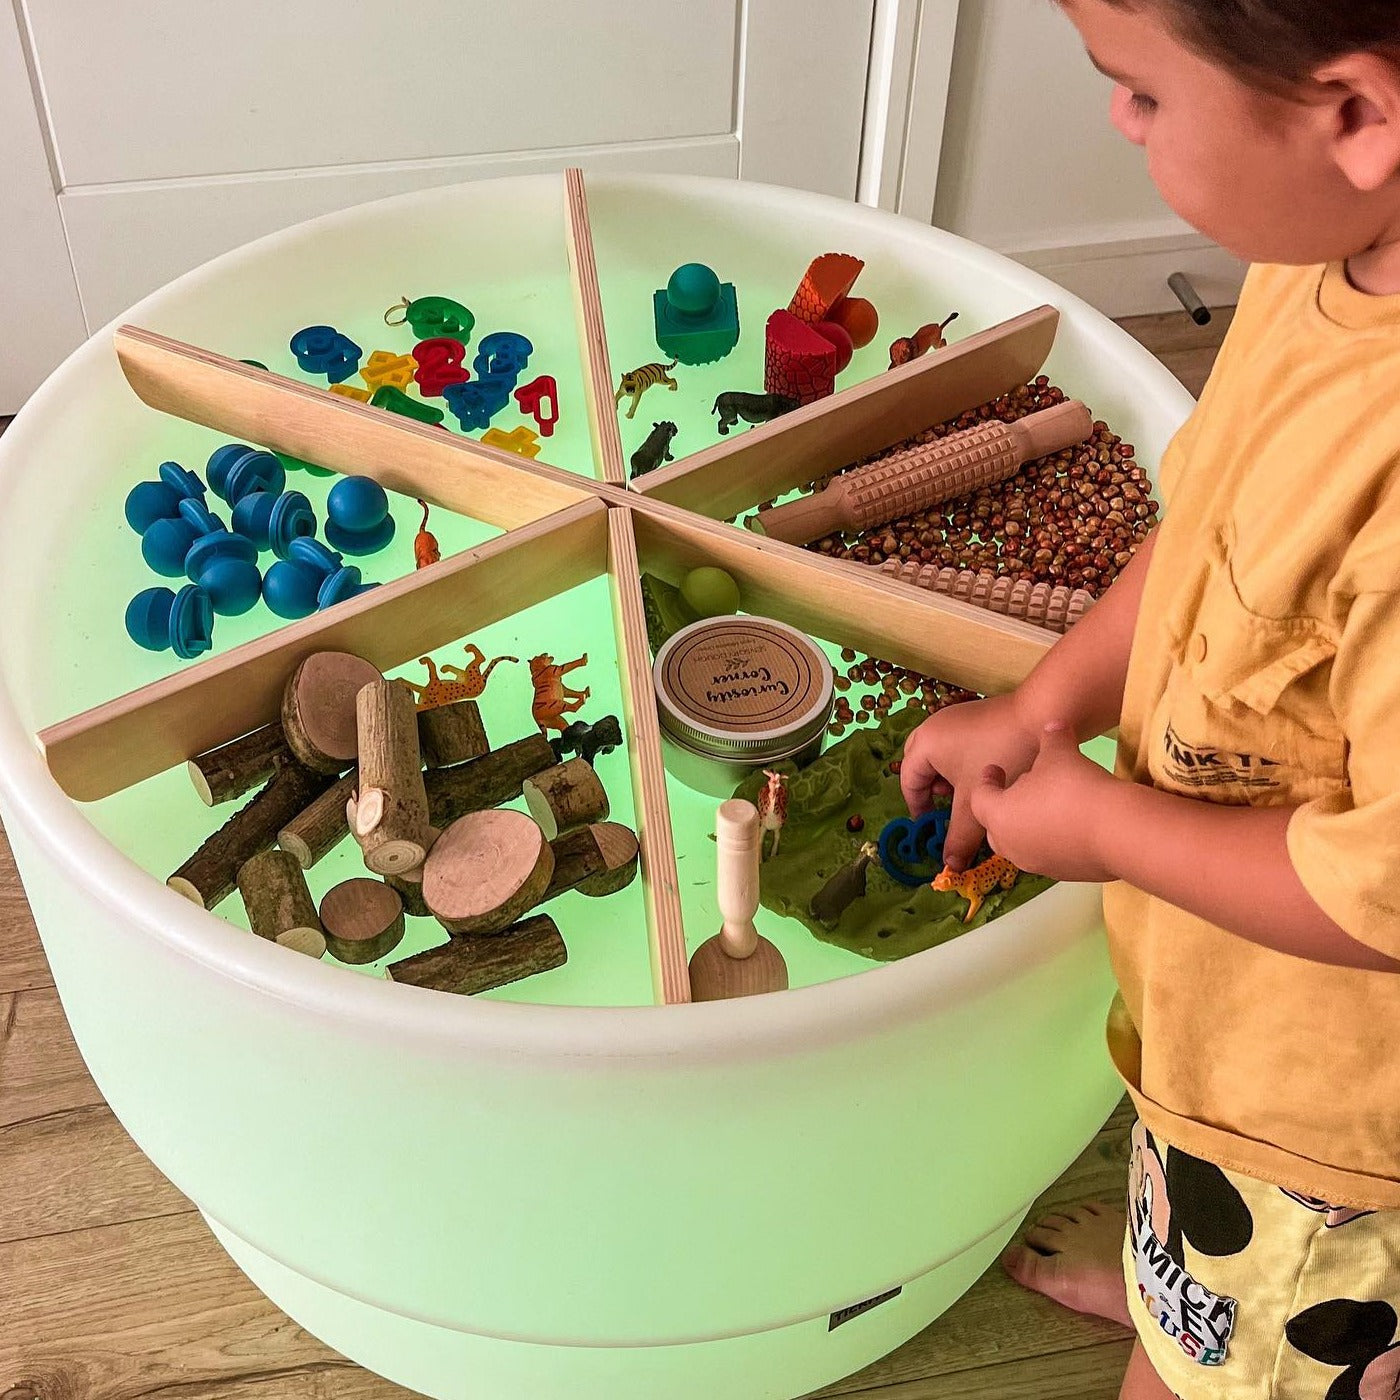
[125,479,181,534]
[177,497,225,538]
[326,475,389,532]
[317,565,377,609]
[324,514,396,556]
[287,536,342,579]
[157,461,206,502]
[141,515,200,577]
[224,450,285,506]
[186,529,258,584]
[262,559,322,619]
[125,587,175,651]
[231,491,275,551]
[268,490,316,560]
[169,584,215,659]
[198,556,263,616]
[205,444,254,497]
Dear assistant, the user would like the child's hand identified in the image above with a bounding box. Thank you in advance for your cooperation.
[900,695,1044,869]
[968,722,1116,882]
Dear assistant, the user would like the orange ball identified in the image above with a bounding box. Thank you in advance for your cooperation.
[830,295,880,349]
[814,320,854,374]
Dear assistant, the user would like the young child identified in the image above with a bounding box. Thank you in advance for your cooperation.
[900,3,1400,1397]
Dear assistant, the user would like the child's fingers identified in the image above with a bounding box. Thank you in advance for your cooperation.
[900,752,945,817]
[942,783,988,873]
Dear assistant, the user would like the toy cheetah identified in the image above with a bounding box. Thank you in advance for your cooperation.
[931,855,1019,923]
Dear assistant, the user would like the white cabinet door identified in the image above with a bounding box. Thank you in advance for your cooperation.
[3,0,874,358]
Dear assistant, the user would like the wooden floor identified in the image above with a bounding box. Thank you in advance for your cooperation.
[0,306,1230,1400]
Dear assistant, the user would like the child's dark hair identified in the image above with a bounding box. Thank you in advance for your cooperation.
[1111,0,1400,85]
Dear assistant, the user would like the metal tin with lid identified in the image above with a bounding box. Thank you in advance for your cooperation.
[653,617,834,792]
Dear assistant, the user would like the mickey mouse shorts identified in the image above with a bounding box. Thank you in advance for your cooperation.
[1124,1120,1400,1399]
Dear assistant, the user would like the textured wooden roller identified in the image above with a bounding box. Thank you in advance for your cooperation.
[876,559,1095,634]
[751,399,1092,547]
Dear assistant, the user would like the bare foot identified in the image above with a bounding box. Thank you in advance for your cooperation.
[1002,1200,1133,1328]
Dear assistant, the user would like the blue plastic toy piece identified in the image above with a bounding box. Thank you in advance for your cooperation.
[206,444,285,506]
[877,810,951,888]
[158,461,206,502]
[125,584,214,659]
[195,553,263,616]
[177,497,227,538]
[443,377,511,431]
[231,489,315,558]
[473,331,533,380]
[262,559,322,619]
[324,476,395,555]
[287,536,343,578]
[289,325,362,382]
[317,565,379,609]
[141,515,200,577]
[125,479,181,534]
[185,528,256,584]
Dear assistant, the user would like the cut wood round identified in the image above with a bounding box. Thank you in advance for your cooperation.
[418,699,489,769]
[350,679,433,875]
[319,879,406,964]
[168,762,332,909]
[282,652,383,774]
[236,848,327,959]
[521,759,609,841]
[575,822,640,898]
[388,915,567,996]
[384,867,432,919]
[425,733,557,828]
[187,722,291,806]
[277,771,357,869]
[688,933,789,1001]
[422,809,555,935]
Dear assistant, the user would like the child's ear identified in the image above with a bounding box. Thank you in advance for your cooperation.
[1314,53,1400,193]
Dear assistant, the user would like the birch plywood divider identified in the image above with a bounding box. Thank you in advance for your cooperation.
[565,167,628,487]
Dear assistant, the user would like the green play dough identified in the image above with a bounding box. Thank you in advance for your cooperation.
[733,704,1056,962]
[680,566,740,618]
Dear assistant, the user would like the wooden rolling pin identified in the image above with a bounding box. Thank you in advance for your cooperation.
[750,399,1092,546]
[877,560,1096,634]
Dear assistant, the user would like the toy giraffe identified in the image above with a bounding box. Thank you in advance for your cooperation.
[529,652,591,734]
[755,769,789,860]
[931,855,1019,923]
[407,646,517,712]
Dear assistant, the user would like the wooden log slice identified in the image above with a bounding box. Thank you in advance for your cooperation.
[387,915,567,995]
[236,848,327,959]
[418,699,489,769]
[168,762,332,909]
[319,879,406,965]
[187,722,291,806]
[384,866,432,919]
[575,822,640,898]
[422,809,555,935]
[278,771,357,869]
[350,679,433,875]
[521,758,610,841]
[282,652,383,774]
[424,733,557,828]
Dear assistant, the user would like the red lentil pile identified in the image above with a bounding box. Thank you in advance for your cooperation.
[805,377,1160,598]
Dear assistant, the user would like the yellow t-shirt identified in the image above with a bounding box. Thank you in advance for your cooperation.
[1106,261,1400,1210]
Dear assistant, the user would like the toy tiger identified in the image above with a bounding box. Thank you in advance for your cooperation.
[615,360,679,419]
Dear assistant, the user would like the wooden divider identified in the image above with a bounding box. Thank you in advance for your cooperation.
[564,168,628,487]
[114,327,596,530]
[629,498,1055,699]
[605,509,691,1004]
[632,305,1060,520]
[41,500,610,802]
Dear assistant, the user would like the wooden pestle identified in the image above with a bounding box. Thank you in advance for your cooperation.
[750,399,1093,546]
[688,799,789,1001]
[876,560,1096,634]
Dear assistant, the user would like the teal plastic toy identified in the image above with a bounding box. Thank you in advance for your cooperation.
[125,584,215,659]
[325,477,396,556]
[207,444,285,506]
[231,489,316,559]
[654,262,739,365]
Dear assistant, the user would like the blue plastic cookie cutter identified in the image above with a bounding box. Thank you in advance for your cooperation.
[876,810,951,887]
[289,325,362,383]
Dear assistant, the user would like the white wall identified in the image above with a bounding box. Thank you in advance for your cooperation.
[929,0,1246,315]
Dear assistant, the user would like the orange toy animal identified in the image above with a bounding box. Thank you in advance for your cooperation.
[889,313,959,369]
[930,854,1019,923]
[529,652,591,734]
[413,499,440,570]
[408,647,518,712]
